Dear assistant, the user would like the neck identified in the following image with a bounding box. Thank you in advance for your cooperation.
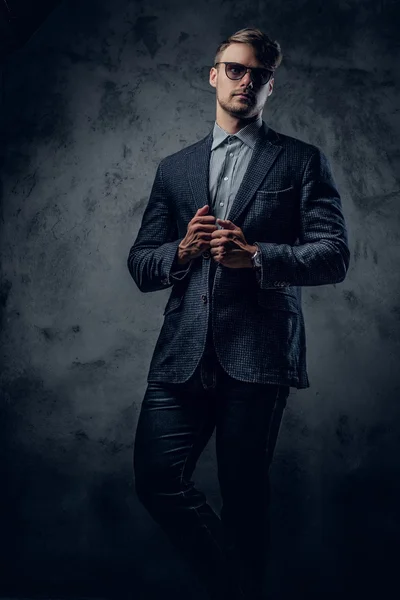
[215,107,261,134]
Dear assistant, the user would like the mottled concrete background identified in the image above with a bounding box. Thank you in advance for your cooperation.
[0,0,399,598]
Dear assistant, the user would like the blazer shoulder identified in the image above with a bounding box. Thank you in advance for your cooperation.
[274,130,320,154]
[159,133,212,169]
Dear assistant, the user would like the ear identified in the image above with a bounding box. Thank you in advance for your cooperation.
[267,78,274,97]
[209,67,217,89]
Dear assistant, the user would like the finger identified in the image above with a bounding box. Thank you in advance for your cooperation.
[211,231,234,244]
[216,218,236,229]
[210,228,225,237]
[211,227,238,239]
[210,234,226,247]
[192,218,217,227]
[192,221,218,230]
[192,217,217,231]
[196,205,210,214]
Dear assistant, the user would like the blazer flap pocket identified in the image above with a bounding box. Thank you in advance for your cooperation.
[163,292,184,316]
[257,290,299,314]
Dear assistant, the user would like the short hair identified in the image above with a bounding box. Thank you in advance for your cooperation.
[214,27,283,72]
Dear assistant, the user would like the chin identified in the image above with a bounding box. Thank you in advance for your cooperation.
[229,105,255,118]
[218,96,256,120]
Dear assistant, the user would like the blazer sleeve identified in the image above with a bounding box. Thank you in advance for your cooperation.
[127,161,192,293]
[170,261,194,280]
[255,148,350,288]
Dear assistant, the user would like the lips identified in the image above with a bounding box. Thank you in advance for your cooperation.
[234,93,253,100]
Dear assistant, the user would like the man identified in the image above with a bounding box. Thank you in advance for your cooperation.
[127,27,349,600]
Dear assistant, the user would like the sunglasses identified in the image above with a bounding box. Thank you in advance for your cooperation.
[214,62,274,86]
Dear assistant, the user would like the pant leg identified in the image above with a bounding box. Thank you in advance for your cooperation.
[215,373,290,599]
[133,366,246,599]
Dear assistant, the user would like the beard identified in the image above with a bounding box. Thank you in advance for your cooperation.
[217,90,258,117]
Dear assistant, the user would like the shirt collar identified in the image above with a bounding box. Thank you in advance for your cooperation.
[211,115,264,151]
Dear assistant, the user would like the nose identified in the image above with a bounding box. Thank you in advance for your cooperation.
[240,69,253,88]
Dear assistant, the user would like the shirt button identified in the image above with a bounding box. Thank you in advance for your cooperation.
[219,202,224,206]
[229,153,234,157]
[223,176,228,181]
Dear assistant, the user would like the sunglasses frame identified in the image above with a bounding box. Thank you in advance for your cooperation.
[214,61,274,86]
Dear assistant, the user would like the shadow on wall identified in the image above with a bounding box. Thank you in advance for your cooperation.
[0,368,137,598]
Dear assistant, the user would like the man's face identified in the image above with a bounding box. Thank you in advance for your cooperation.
[209,43,274,119]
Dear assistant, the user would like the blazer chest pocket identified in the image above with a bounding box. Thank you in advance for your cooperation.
[254,185,296,222]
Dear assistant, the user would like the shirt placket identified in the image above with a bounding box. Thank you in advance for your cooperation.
[216,136,242,222]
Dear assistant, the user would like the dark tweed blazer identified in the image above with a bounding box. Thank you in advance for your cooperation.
[127,123,350,388]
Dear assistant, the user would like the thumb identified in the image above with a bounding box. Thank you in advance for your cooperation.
[197,204,210,214]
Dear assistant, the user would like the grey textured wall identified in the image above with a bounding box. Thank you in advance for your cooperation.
[1,1,399,598]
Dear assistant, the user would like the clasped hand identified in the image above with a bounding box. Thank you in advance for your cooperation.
[210,218,255,269]
[178,205,256,269]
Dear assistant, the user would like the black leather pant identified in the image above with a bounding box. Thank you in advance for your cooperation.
[134,332,290,599]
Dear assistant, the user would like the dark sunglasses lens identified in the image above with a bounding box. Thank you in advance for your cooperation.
[261,70,273,84]
[255,69,272,85]
[226,63,272,85]
[226,63,246,79]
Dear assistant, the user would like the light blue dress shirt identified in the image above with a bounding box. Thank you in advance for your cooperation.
[171,116,264,279]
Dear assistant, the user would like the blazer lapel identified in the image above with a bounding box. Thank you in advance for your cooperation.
[227,125,283,224]
[186,131,213,212]
[185,124,282,219]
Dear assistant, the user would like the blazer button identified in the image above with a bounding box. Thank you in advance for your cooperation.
[202,250,211,259]
[201,294,208,304]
